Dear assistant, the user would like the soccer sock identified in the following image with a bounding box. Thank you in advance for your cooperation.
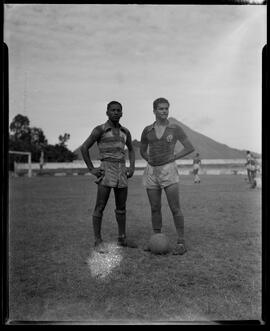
[92,216,102,242]
[151,213,162,233]
[115,210,126,238]
[173,214,185,244]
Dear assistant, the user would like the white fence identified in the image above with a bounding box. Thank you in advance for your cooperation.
[15,158,261,169]
[14,159,261,176]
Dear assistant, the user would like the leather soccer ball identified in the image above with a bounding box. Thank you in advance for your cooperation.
[149,233,170,254]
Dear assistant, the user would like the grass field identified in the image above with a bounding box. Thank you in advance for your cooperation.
[8,174,262,324]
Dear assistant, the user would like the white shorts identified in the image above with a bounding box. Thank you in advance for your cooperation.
[143,162,179,189]
[247,165,256,172]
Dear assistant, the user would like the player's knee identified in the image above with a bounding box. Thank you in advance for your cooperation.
[93,204,106,217]
[151,205,161,214]
[115,209,126,215]
[93,210,103,218]
[171,207,183,217]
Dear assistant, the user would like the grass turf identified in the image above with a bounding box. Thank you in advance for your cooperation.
[8,174,261,323]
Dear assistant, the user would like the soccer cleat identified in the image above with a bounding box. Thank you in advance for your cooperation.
[172,242,187,255]
[117,236,138,248]
[94,240,109,254]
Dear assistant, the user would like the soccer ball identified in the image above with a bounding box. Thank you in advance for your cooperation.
[149,233,170,254]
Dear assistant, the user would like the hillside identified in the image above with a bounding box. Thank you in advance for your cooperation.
[169,118,248,159]
[73,118,260,160]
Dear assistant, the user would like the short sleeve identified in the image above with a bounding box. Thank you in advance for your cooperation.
[90,125,103,142]
[121,126,131,138]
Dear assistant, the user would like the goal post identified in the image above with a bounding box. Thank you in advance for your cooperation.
[9,150,32,177]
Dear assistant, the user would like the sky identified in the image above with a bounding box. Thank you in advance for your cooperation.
[4,4,266,153]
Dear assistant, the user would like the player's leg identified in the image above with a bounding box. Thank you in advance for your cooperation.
[253,171,257,188]
[114,187,137,247]
[193,168,197,183]
[114,187,128,238]
[146,188,163,234]
[193,165,200,183]
[250,170,257,188]
[142,188,162,252]
[92,184,111,251]
[197,166,200,183]
[164,183,184,242]
[164,183,186,255]
[247,169,252,183]
[195,173,200,183]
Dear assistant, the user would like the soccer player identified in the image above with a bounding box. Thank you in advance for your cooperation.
[80,101,137,253]
[193,152,201,183]
[140,97,195,255]
[39,150,44,172]
[248,153,258,189]
[245,150,252,184]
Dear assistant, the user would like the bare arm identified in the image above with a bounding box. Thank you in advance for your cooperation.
[80,128,104,178]
[125,130,135,178]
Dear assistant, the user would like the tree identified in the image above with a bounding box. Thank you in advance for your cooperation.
[9,114,49,162]
[30,127,48,147]
[9,114,30,134]
[58,133,70,147]
[9,114,30,141]
[9,114,77,163]
[44,144,76,162]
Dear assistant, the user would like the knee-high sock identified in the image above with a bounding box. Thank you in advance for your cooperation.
[92,216,102,241]
[151,212,162,233]
[173,214,184,243]
[115,210,126,238]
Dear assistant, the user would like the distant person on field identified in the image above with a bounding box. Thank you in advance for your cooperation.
[193,152,201,183]
[80,101,137,253]
[245,150,252,183]
[248,154,258,189]
[140,97,194,255]
[39,150,44,175]
[39,150,44,169]
[254,157,261,189]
